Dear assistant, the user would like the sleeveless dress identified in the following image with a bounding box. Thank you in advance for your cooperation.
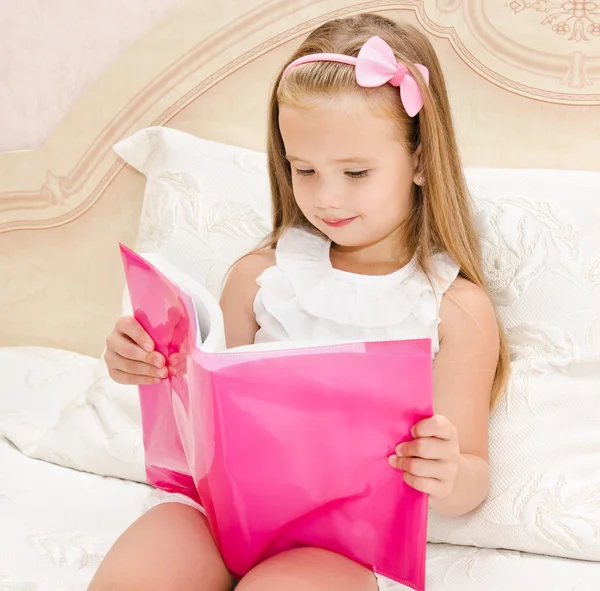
[156,226,461,590]
[254,227,460,358]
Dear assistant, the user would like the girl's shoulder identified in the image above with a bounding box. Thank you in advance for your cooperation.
[219,249,276,348]
[438,276,498,347]
[223,226,316,298]
[226,248,276,292]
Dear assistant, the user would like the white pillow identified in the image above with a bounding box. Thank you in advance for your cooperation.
[0,347,144,483]
[0,347,98,455]
[428,168,600,562]
[114,126,272,297]
[0,347,140,479]
[26,352,146,483]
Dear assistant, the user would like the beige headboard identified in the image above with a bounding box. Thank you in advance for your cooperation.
[1,0,598,357]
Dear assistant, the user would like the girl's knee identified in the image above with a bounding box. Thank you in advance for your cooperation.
[88,503,233,591]
[237,548,378,591]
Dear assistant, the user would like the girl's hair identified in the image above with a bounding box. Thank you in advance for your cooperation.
[259,13,509,406]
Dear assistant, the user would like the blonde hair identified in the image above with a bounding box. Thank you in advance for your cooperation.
[258,13,509,406]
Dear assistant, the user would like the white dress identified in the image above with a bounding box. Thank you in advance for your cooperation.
[254,227,460,358]
[157,226,461,590]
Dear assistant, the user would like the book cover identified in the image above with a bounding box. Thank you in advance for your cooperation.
[120,243,432,590]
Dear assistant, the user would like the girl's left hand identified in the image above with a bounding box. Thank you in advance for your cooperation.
[389,414,460,500]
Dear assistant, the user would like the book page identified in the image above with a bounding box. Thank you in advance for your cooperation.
[138,253,226,353]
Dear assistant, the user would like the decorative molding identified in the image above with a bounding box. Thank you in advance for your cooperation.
[0,0,310,232]
[1,0,597,233]
[421,0,599,101]
[510,0,600,42]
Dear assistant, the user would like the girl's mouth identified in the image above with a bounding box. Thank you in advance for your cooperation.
[322,217,358,228]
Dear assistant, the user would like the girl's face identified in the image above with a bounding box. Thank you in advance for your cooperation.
[279,93,421,255]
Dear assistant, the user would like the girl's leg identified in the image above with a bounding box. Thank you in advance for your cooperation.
[88,503,234,591]
[236,547,379,591]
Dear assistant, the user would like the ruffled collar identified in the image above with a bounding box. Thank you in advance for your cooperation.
[273,227,450,328]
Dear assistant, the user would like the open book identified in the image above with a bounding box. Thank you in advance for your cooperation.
[120,244,433,591]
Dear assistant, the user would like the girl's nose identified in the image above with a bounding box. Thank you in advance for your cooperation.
[312,181,344,210]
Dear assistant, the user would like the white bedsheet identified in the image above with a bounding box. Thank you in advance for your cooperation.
[0,435,150,589]
[1,435,599,590]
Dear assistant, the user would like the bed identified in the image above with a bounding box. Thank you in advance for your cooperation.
[1,0,599,589]
[2,434,599,591]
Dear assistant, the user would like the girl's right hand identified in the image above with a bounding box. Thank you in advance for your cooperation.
[104,316,168,385]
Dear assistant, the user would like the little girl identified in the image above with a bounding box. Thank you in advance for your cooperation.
[94,13,508,591]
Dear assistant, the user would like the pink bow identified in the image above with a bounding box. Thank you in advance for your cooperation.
[283,36,429,117]
[355,36,429,117]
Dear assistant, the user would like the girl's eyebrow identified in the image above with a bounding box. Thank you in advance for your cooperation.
[332,157,376,164]
[285,155,375,164]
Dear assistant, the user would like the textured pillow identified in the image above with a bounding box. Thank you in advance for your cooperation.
[113,126,272,297]
[0,347,98,455]
[0,347,142,480]
[428,168,600,561]
[26,350,146,482]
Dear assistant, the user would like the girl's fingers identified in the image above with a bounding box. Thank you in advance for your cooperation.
[396,437,450,461]
[110,368,163,386]
[107,330,165,368]
[105,350,168,379]
[412,415,455,440]
[393,456,445,479]
[401,472,440,495]
[117,316,155,352]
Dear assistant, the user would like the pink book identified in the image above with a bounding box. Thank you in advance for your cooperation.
[120,244,432,590]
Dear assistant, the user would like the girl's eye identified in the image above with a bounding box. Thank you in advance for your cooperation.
[294,169,368,178]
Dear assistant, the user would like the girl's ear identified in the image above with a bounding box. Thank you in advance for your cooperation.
[412,144,424,186]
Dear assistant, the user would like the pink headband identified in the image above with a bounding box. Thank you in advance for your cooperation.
[282,36,429,117]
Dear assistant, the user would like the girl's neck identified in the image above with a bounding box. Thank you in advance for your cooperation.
[329,234,411,277]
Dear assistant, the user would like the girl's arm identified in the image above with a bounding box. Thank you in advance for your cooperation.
[219,251,276,348]
[430,277,499,516]
[391,277,500,517]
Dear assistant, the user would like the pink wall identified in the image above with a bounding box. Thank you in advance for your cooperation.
[0,0,184,153]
